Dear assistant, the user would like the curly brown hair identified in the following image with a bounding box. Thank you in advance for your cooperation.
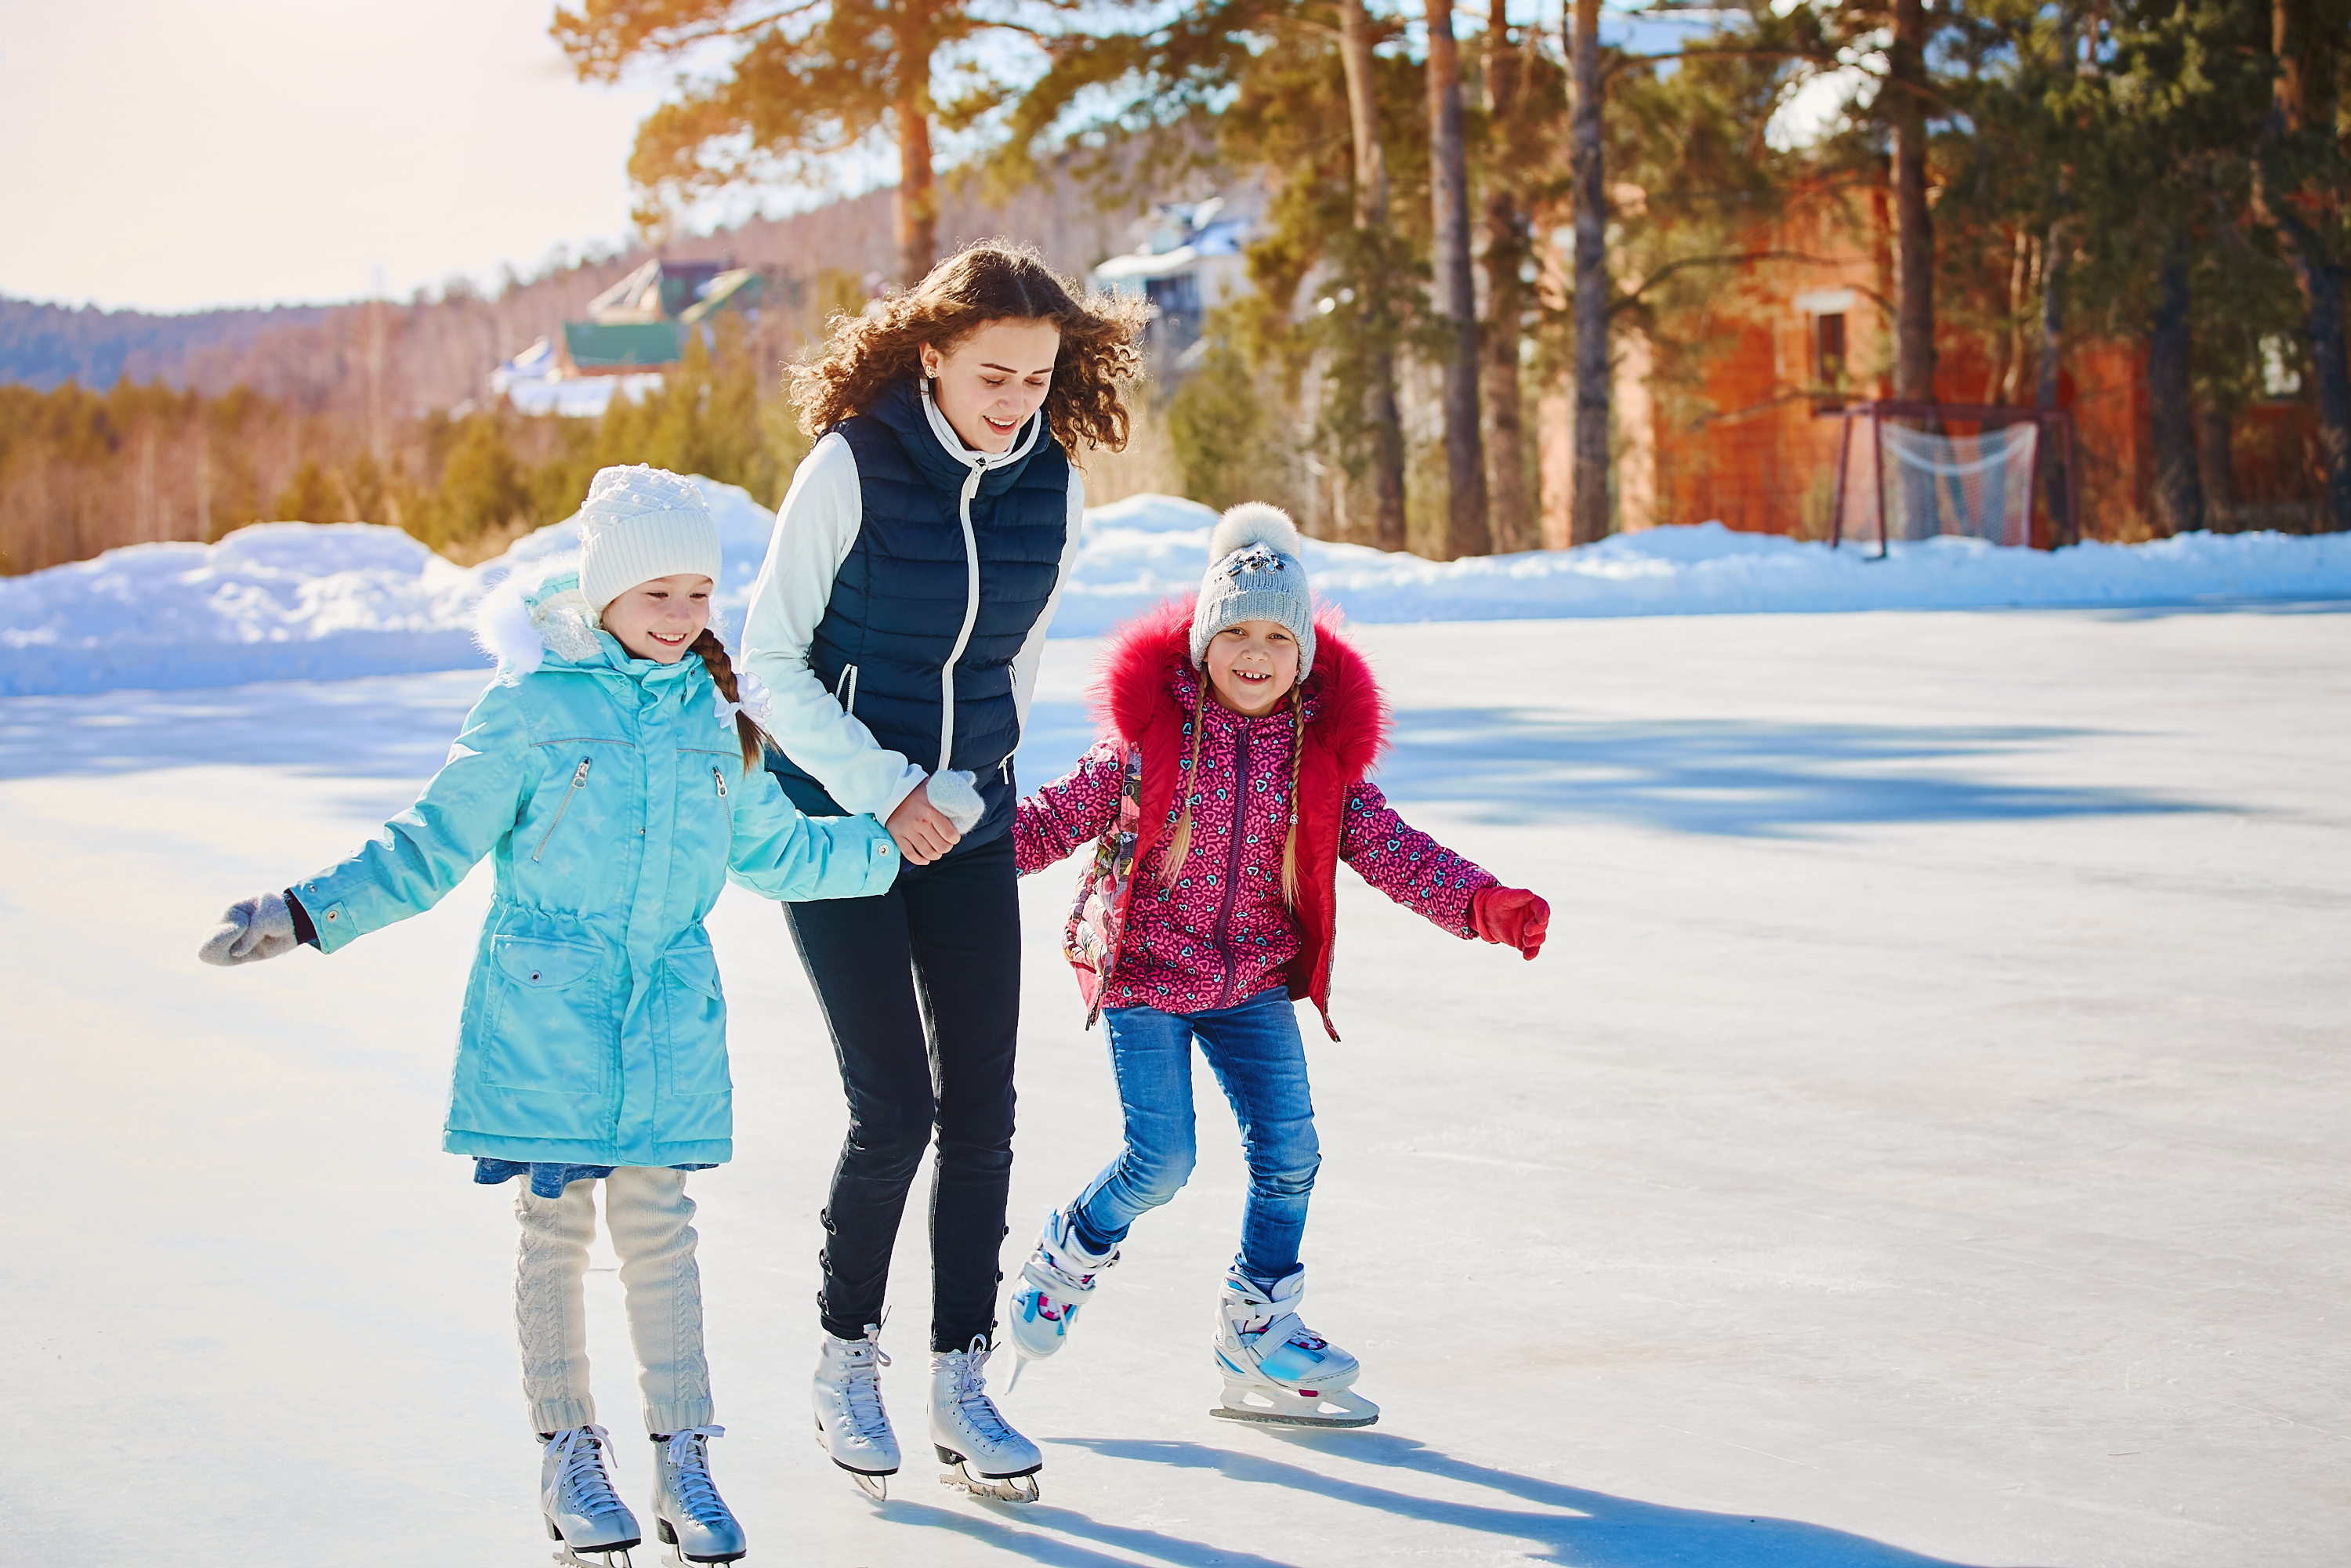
[788,241,1151,456]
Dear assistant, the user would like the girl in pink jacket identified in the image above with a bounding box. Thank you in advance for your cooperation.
[1003,504,1548,1427]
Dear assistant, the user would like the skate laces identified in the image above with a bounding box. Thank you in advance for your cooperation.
[663,1426,728,1525]
[837,1331,892,1439]
[549,1425,626,1517]
[945,1345,1018,1444]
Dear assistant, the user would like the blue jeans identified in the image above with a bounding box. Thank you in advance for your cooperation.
[1069,987,1320,1283]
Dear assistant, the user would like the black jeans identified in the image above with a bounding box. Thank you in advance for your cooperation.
[785,831,1020,1353]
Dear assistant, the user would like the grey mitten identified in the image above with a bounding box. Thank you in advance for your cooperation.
[926,770,985,835]
[198,891,299,967]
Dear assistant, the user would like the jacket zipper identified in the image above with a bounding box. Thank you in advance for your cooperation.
[533,759,592,862]
[833,662,860,716]
[711,766,728,798]
[1209,723,1252,1009]
[937,461,986,771]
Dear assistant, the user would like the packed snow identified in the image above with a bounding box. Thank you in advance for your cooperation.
[0,478,783,697]
[4,608,2346,1566]
[6,486,2349,696]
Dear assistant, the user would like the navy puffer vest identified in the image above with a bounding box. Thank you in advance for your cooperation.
[766,377,1072,851]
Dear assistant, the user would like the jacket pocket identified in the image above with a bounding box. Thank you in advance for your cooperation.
[478,936,612,1099]
[656,940,731,1099]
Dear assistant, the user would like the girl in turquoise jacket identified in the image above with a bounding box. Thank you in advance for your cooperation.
[198,467,897,1568]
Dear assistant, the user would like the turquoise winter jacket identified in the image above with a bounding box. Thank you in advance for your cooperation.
[294,567,897,1168]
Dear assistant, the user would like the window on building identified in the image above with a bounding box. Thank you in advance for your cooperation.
[1815,313,1847,387]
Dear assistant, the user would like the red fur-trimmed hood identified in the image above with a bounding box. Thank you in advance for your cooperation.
[1088,597,1390,777]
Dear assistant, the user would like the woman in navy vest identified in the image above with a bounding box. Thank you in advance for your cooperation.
[741,243,1145,1501]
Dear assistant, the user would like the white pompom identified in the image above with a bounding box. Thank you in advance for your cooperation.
[1206,502,1302,564]
[472,574,545,682]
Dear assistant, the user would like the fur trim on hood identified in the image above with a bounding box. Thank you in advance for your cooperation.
[1089,596,1388,782]
[473,556,604,683]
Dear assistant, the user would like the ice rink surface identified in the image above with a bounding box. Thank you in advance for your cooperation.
[2,606,2346,1566]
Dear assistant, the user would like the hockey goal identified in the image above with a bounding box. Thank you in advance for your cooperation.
[1825,402,2081,554]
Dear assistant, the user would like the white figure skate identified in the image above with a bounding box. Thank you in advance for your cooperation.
[1210,1265,1379,1429]
[1005,1208,1119,1385]
[813,1326,899,1500]
[543,1424,643,1566]
[930,1339,1044,1502]
[650,1426,745,1565]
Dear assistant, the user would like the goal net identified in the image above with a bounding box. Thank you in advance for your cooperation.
[1878,421,2039,547]
[1829,405,2071,552]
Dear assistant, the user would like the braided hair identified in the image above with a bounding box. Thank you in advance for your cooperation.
[690,628,765,773]
[1158,675,1306,909]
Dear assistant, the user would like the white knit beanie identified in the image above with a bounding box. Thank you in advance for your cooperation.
[576,465,722,611]
[1190,502,1317,680]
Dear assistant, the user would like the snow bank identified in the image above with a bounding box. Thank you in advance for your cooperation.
[1060,495,2351,633]
[0,478,780,698]
[6,486,2349,697]
[0,525,481,697]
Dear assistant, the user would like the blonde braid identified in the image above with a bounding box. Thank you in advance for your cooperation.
[1157,672,1213,885]
[1280,683,1306,906]
[690,628,764,773]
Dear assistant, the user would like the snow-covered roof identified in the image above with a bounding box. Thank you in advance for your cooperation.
[1095,245,1202,284]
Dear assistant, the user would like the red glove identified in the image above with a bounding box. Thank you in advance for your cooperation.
[1470,886,1549,961]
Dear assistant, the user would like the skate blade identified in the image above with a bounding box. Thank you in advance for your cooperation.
[552,1547,637,1568]
[815,1422,897,1501]
[658,1547,747,1568]
[1212,1385,1380,1429]
[940,1461,1042,1504]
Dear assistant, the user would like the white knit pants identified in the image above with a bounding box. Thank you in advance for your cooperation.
[513,1166,713,1436]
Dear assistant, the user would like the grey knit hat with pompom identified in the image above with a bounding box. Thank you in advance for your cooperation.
[1190,502,1317,680]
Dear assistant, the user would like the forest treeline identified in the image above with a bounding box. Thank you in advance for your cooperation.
[0,320,810,575]
[4,0,2346,574]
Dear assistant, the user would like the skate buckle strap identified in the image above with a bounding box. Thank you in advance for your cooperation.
[550,1425,626,1516]
[1040,1212,1117,1282]
[664,1425,729,1526]
[1032,1253,1095,1298]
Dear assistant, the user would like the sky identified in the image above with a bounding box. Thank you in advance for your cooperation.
[0,2,1802,318]
[0,0,686,313]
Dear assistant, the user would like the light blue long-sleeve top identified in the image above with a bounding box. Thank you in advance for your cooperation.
[295,567,897,1168]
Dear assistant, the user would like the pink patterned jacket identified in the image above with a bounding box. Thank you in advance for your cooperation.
[1013,611,1495,1028]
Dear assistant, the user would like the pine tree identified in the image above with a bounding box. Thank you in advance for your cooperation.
[1566,0,1607,545]
[1477,0,1542,554]
[2247,0,2351,530]
[553,1,1078,287]
[1339,0,1409,549]
[1425,0,1491,557]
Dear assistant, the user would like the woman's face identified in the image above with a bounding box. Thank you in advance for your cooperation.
[1204,619,1301,717]
[921,318,1061,453]
[601,574,712,663]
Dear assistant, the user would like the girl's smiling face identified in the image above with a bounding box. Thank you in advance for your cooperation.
[921,318,1060,452]
[1204,619,1300,716]
[601,574,712,663]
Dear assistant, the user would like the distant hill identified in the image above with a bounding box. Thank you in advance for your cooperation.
[0,298,337,393]
[0,164,1177,408]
